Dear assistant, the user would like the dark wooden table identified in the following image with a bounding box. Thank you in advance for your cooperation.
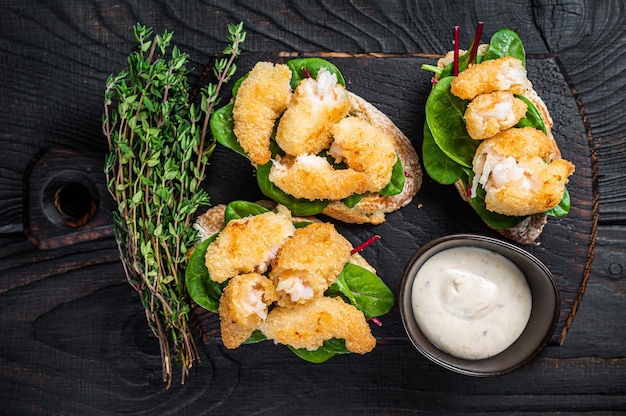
[2,1,625,414]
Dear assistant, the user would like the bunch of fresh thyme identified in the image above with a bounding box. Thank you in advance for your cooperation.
[103,22,245,387]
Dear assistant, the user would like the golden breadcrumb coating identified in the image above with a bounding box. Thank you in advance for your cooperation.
[219,273,277,349]
[276,68,351,156]
[329,116,397,192]
[464,91,528,140]
[451,56,531,100]
[268,154,368,200]
[260,296,376,354]
[270,223,352,307]
[233,62,292,165]
[472,127,575,216]
[204,206,295,283]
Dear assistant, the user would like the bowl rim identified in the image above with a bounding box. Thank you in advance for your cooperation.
[399,233,561,377]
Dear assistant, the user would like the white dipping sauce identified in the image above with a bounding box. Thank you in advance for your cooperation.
[411,246,532,360]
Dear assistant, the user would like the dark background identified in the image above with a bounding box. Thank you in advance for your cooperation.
[1,1,625,414]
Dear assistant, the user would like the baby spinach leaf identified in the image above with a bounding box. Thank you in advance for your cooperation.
[482,29,526,66]
[243,329,267,344]
[327,262,394,319]
[224,200,270,223]
[294,220,314,228]
[514,95,547,134]
[545,187,570,217]
[210,103,248,158]
[325,273,358,306]
[378,155,405,196]
[288,338,350,363]
[466,178,527,229]
[231,74,247,96]
[185,234,225,313]
[285,57,345,90]
[256,161,331,216]
[425,76,477,168]
[342,193,364,208]
[422,122,465,185]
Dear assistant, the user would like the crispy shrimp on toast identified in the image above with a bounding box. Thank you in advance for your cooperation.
[423,25,575,244]
[188,200,394,362]
[211,58,422,223]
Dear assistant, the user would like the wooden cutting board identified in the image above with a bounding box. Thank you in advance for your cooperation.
[24,52,597,347]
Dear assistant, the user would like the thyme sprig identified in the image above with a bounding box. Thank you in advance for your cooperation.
[103,22,245,387]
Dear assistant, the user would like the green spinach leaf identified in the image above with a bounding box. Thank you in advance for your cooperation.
[514,95,547,134]
[466,177,527,229]
[210,103,248,158]
[422,122,465,185]
[285,57,346,90]
[378,155,405,196]
[425,76,477,168]
[185,234,226,313]
[243,329,267,344]
[482,29,526,66]
[342,193,364,208]
[545,187,570,217]
[326,262,394,319]
[224,200,270,223]
[288,338,350,363]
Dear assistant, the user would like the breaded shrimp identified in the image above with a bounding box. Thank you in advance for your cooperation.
[233,62,293,165]
[276,68,351,156]
[464,91,528,140]
[204,205,295,283]
[451,56,531,100]
[268,154,368,200]
[329,116,397,192]
[260,296,376,354]
[270,223,352,307]
[219,273,277,349]
[471,127,575,216]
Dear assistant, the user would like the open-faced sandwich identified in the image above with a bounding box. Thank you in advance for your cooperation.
[186,200,394,362]
[422,24,575,244]
[210,58,422,224]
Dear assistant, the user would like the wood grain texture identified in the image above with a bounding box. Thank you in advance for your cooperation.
[1,0,625,414]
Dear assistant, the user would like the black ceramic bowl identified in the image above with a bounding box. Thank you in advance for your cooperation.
[399,234,560,376]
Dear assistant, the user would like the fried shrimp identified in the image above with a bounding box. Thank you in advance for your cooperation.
[270,223,352,307]
[464,91,528,140]
[268,154,368,200]
[204,205,295,283]
[329,116,397,192]
[233,62,292,165]
[219,273,277,349]
[472,127,575,216]
[451,56,531,100]
[275,68,351,156]
[260,296,376,354]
